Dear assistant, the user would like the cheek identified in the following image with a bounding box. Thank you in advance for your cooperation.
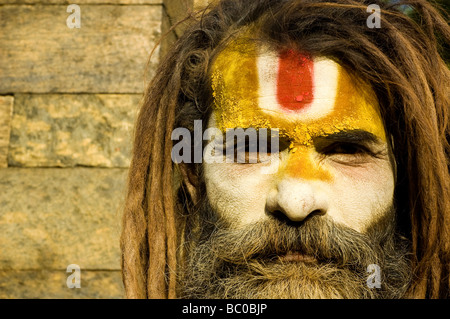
[203,162,273,226]
[329,161,395,232]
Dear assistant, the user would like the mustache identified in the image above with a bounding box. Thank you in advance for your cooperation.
[195,212,400,269]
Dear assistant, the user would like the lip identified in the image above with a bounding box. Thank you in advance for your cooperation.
[279,251,317,263]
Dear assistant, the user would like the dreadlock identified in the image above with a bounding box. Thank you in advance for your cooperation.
[120,0,450,299]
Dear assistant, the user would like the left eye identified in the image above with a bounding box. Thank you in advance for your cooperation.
[324,143,368,155]
[318,142,376,165]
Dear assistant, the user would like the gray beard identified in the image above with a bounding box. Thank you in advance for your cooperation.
[179,197,412,299]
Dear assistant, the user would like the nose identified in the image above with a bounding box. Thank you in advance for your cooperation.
[266,177,328,222]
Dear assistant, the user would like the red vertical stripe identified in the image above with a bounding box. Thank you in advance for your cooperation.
[277,50,314,111]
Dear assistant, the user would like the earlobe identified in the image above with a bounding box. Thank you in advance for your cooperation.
[178,163,200,205]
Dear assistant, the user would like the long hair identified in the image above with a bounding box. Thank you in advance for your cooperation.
[120,0,450,299]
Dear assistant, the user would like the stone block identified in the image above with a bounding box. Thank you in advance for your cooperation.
[0,168,127,270]
[0,96,14,168]
[161,0,211,56]
[193,0,210,9]
[8,94,140,168]
[0,270,124,299]
[1,1,161,3]
[0,5,162,93]
[163,0,194,39]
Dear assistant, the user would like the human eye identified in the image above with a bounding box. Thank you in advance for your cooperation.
[318,142,378,165]
[225,129,289,164]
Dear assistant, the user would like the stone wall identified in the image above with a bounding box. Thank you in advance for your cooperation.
[0,0,207,299]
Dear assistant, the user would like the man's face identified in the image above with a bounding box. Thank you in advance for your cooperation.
[180,38,410,298]
[206,39,394,233]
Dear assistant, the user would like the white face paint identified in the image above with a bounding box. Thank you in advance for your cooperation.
[203,42,395,233]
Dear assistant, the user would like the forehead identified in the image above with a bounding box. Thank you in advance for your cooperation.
[210,38,386,143]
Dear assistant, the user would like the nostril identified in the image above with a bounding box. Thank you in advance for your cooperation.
[310,209,326,217]
[270,210,304,227]
[269,208,325,227]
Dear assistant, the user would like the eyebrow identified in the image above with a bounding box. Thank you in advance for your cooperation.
[315,130,381,144]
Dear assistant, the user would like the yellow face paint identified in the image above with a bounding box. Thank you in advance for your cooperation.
[211,37,386,181]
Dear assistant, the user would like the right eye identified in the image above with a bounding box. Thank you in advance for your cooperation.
[224,130,289,164]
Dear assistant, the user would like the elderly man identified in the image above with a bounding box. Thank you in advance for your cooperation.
[121,0,449,299]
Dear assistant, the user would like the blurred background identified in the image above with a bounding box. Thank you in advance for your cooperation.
[0,0,208,299]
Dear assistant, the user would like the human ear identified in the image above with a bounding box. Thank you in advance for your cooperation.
[178,162,200,205]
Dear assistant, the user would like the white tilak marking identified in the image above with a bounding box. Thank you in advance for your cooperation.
[257,53,338,123]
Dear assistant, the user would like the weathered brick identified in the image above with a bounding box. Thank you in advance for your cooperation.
[163,0,210,38]
[8,94,140,168]
[0,5,162,93]
[0,1,161,3]
[0,168,127,270]
[0,96,14,168]
[0,270,124,299]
